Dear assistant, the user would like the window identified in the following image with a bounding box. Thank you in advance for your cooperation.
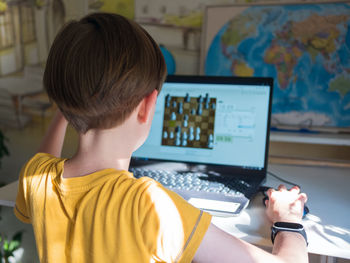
[20,4,36,43]
[0,6,15,49]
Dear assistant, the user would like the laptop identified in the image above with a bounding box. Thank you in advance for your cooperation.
[130,75,273,216]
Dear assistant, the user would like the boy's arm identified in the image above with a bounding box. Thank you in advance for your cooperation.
[193,185,308,263]
[37,110,68,157]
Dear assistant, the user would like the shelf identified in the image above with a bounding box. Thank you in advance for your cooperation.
[270,131,350,146]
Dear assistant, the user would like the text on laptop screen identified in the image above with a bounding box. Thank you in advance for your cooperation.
[133,78,271,169]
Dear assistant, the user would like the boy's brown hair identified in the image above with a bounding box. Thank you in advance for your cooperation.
[44,13,166,133]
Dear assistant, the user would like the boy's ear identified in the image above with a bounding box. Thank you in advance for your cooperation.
[137,89,158,123]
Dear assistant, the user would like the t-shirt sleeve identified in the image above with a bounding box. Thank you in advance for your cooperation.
[14,164,31,223]
[14,153,56,224]
[138,179,212,263]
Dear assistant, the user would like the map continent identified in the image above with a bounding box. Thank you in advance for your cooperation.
[205,4,350,129]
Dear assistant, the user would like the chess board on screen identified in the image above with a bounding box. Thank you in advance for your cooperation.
[162,93,216,149]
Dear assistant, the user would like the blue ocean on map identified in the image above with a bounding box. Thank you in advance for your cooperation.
[205,4,350,129]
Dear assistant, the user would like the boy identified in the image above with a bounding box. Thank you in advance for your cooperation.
[14,13,308,262]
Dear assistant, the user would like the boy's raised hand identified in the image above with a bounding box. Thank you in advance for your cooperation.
[37,109,68,157]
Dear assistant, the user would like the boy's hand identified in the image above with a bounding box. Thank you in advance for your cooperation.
[54,109,67,123]
[265,185,307,224]
[195,185,309,263]
[37,109,68,157]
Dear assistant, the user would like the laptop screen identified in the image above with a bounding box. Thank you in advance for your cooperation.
[132,75,273,170]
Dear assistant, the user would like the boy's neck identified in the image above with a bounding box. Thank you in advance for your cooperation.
[64,116,144,178]
[78,128,133,168]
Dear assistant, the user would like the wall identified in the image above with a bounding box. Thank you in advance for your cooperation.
[0,0,90,77]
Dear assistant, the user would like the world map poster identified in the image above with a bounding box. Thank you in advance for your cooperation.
[202,3,350,131]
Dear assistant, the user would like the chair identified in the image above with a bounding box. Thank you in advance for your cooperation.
[0,88,30,128]
[22,95,52,124]
[0,66,52,128]
[22,66,52,124]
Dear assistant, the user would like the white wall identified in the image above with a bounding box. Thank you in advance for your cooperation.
[62,0,88,21]
[22,0,89,66]
[34,8,49,63]
[24,42,39,65]
[0,50,17,75]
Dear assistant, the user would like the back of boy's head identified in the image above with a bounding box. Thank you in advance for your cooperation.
[44,12,166,133]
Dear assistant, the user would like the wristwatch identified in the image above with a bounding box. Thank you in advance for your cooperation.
[271,222,308,246]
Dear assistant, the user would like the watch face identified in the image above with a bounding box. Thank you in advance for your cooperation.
[274,222,303,229]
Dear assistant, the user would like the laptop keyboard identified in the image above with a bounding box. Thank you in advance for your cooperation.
[130,168,250,198]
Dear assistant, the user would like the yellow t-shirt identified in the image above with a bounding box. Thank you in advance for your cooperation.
[14,153,211,263]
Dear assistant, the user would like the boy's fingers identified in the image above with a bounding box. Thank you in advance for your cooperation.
[299,193,308,203]
[278,184,287,191]
[290,185,300,194]
[267,188,275,197]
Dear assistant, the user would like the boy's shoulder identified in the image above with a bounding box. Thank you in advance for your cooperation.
[21,152,63,175]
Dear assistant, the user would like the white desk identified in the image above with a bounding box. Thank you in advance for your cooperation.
[1,164,349,260]
[213,164,350,261]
